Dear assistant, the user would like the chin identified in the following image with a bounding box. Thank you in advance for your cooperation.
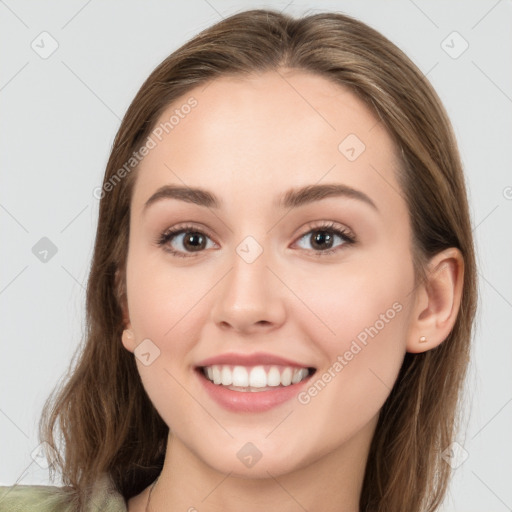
[193,437,317,480]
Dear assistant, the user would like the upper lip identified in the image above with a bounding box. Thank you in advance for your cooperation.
[196,352,314,369]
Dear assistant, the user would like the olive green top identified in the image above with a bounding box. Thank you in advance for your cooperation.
[0,473,127,512]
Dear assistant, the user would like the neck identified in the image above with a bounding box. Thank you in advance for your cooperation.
[147,417,377,512]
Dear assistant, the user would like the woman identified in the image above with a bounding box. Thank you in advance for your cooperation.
[0,8,476,512]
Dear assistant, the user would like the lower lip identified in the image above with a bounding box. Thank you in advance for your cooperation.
[196,369,313,412]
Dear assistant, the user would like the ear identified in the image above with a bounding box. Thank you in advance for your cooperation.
[115,268,135,352]
[406,247,464,354]
[115,267,130,325]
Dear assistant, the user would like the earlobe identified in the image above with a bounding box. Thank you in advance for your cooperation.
[406,248,464,354]
[115,267,134,351]
[120,304,134,352]
[121,328,136,352]
[120,299,131,331]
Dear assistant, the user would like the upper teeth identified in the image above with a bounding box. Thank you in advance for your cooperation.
[203,365,310,388]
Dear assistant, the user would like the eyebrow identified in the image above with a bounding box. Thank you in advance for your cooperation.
[142,183,378,213]
[277,183,378,211]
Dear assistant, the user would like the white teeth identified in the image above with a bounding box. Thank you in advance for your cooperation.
[212,366,222,385]
[292,368,308,384]
[267,366,281,387]
[221,366,232,386]
[202,364,311,389]
[249,366,267,388]
[281,367,292,386]
[232,366,249,387]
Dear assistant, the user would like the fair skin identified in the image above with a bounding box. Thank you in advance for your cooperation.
[121,70,463,512]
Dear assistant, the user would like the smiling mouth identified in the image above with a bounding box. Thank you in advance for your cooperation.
[198,364,316,392]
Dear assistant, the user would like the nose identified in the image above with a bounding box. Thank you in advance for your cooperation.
[210,246,287,335]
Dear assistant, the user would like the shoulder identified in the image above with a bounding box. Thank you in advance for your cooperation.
[0,483,78,512]
[0,474,127,512]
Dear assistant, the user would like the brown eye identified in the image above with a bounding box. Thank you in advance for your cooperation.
[157,227,216,257]
[181,232,207,251]
[294,223,355,255]
[310,231,335,250]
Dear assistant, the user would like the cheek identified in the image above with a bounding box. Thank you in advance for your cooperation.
[290,258,413,433]
[124,256,209,428]
[126,253,209,342]
[295,253,412,348]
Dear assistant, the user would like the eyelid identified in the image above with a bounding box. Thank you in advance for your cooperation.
[292,220,356,243]
[156,220,356,257]
[155,222,219,257]
[159,222,217,242]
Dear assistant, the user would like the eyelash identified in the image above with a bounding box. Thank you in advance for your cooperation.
[155,221,356,258]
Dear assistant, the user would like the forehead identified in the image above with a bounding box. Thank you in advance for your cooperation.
[131,70,403,216]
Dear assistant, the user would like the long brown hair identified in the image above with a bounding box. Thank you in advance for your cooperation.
[39,9,477,511]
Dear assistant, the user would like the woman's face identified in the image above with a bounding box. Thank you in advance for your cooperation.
[123,70,417,477]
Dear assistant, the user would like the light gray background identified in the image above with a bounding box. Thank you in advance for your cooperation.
[1,1,511,510]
